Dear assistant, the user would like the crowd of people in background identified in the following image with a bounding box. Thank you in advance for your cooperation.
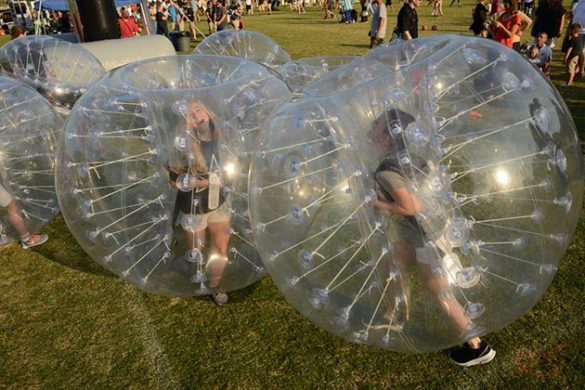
[465,0,584,86]
[2,0,584,85]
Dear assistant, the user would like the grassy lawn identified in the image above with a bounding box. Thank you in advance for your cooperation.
[1,3,584,388]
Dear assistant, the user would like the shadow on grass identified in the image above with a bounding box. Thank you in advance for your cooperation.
[226,276,264,302]
[33,214,115,278]
[341,42,370,49]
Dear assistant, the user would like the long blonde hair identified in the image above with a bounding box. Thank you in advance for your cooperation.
[172,101,221,176]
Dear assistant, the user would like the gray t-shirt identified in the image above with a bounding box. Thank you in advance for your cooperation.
[375,170,424,247]
[370,3,387,39]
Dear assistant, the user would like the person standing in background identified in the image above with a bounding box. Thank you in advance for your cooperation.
[369,0,387,47]
[396,0,420,40]
[531,0,566,48]
[119,7,140,38]
[491,0,521,49]
[215,0,229,31]
[156,2,169,36]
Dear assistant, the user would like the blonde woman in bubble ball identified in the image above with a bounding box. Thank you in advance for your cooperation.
[368,109,495,367]
[169,101,231,306]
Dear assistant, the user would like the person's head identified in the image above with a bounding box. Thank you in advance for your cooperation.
[185,101,220,143]
[570,23,582,36]
[408,0,421,7]
[503,0,518,13]
[536,31,548,47]
[369,109,415,156]
[10,25,25,39]
[528,46,539,59]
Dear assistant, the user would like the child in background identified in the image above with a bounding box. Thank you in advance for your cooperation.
[527,45,540,64]
[562,23,584,86]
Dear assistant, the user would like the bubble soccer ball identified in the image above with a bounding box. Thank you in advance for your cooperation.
[56,55,291,296]
[249,35,583,352]
[193,30,291,69]
[0,35,105,114]
[275,56,357,92]
[0,76,63,245]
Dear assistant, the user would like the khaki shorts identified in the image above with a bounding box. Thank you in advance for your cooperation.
[178,202,231,232]
[567,54,583,74]
[0,184,13,208]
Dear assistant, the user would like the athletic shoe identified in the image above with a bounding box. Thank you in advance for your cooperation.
[212,288,228,306]
[448,341,496,367]
[20,234,48,249]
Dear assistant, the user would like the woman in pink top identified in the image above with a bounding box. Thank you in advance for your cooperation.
[491,0,521,48]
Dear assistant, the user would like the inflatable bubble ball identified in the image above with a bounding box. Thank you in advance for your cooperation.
[275,56,358,92]
[0,76,63,245]
[299,36,454,98]
[193,30,291,69]
[0,35,105,114]
[249,35,583,352]
[56,55,291,296]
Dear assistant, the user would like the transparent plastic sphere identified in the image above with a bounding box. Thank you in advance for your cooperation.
[299,36,459,98]
[0,35,105,113]
[193,30,291,69]
[249,35,583,352]
[0,76,63,245]
[275,56,357,92]
[56,55,290,296]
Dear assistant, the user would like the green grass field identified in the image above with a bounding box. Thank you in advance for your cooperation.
[1,3,585,388]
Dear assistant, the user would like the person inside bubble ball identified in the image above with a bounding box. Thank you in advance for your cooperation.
[368,109,496,367]
[169,101,231,306]
[0,183,48,249]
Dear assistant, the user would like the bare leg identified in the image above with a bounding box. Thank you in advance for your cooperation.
[6,200,30,239]
[418,263,481,346]
[206,219,231,289]
[379,240,416,327]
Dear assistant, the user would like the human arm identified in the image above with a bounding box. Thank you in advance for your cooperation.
[518,11,532,35]
[372,187,422,216]
[397,8,413,40]
[373,172,422,216]
[375,14,386,38]
[492,15,521,38]
[169,169,209,190]
[557,13,565,38]
[564,46,573,64]
[216,9,226,24]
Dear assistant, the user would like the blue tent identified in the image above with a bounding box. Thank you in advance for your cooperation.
[35,0,138,11]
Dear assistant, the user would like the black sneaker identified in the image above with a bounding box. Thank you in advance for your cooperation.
[448,341,496,367]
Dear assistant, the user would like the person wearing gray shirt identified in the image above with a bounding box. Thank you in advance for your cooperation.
[369,0,387,48]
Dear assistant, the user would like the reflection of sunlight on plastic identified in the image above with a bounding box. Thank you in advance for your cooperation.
[493,168,511,188]
[0,77,63,244]
[56,55,290,296]
[249,35,583,352]
[0,35,105,114]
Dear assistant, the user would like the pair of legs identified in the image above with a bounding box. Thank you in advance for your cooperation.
[184,203,231,291]
[323,0,335,18]
[259,1,272,14]
[566,54,585,86]
[431,0,443,16]
[344,9,352,23]
[207,19,216,34]
[0,201,48,248]
[382,240,482,347]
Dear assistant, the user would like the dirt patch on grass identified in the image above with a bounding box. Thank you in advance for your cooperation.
[512,343,568,378]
